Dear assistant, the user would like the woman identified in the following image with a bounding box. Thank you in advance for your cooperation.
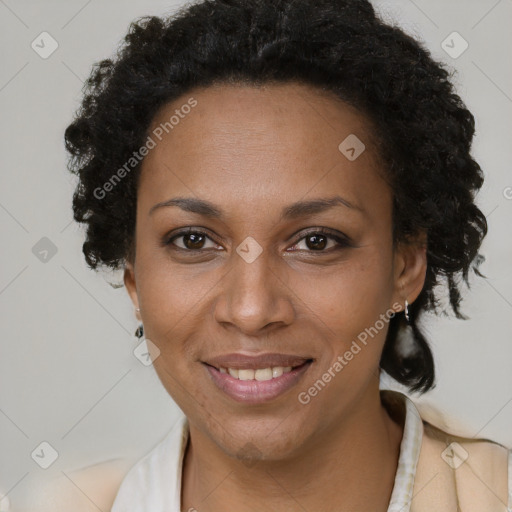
[63,0,511,510]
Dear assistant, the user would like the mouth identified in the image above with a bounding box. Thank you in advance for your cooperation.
[202,353,314,404]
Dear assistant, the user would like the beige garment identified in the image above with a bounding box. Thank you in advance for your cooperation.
[381,390,511,512]
[411,421,510,512]
[13,391,511,511]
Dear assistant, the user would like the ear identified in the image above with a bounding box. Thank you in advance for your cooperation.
[391,231,428,311]
[124,261,142,322]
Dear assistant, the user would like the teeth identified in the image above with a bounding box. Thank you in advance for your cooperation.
[220,366,295,381]
[238,369,255,381]
[228,368,239,378]
[255,368,273,381]
[272,367,283,378]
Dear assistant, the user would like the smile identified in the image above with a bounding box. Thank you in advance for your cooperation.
[218,366,294,381]
[202,355,313,404]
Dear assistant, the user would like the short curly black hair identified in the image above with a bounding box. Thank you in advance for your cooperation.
[64,0,487,394]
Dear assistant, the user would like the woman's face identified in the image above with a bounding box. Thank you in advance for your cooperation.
[124,82,426,461]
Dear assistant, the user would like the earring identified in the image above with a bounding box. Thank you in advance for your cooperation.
[135,324,144,339]
[134,306,143,338]
[404,299,410,324]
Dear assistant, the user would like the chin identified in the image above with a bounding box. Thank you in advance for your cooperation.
[204,412,313,463]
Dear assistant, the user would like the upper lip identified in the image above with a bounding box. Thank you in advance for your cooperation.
[203,353,313,370]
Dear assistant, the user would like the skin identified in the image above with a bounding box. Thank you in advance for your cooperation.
[124,82,427,511]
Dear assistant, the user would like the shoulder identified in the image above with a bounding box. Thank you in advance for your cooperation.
[412,420,511,512]
[20,458,134,512]
[17,418,188,512]
[111,415,188,510]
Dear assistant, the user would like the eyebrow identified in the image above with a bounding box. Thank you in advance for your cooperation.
[149,195,364,219]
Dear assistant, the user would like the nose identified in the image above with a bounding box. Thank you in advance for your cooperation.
[213,247,295,336]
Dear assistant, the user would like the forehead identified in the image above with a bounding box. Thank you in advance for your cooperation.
[138,82,389,219]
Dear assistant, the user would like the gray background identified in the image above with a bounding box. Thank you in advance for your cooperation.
[1,0,511,509]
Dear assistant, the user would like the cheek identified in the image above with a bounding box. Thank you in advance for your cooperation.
[302,252,395,387]
[298,248,393,329]
[137,245,216,332]
[340,270,392,328]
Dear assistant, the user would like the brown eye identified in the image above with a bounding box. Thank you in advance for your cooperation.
[288,229,351,253]
[181,233,206,250]
[304,233,328,250]
[166,230,220,251]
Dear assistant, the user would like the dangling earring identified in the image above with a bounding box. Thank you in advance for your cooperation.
[404,299,410,324]
[134,307,144,338]
[394,297,418,359]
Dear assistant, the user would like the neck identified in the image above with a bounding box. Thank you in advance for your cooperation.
[181,387,404,512]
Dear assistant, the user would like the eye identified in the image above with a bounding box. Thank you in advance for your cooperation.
[164,227,352,253]
[165,228,221,251]
[287,228,351,252]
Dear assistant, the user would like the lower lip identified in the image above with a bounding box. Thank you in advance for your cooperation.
[204,361,312,404]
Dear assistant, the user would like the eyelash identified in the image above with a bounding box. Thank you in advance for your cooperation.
[163,227,352,254]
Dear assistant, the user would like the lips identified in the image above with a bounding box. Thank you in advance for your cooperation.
[202,353,314,404]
